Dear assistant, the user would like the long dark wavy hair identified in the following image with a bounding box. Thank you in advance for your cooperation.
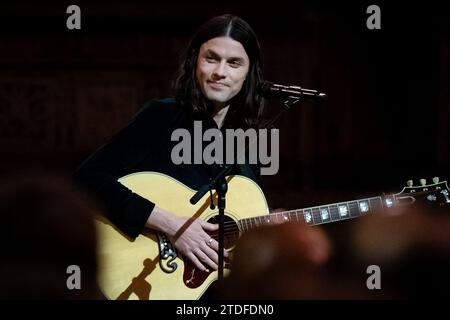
[173,14,264,129]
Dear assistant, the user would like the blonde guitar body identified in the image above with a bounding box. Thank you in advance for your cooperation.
[95,172,269,300]
[95,171,450,299]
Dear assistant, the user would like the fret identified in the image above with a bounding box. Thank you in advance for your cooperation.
[336,203,350,219]
[276,214,282,224]
[275,212,281,223]
[295,210,305,222]
[271,213,278,224]
[292,210,298,222]
[300,209,311,222]
[309,208,315,224]
[328,205,340,221]
[240,219,246,232]
[258,215,263,226]
[289,210,299,223]
[287,211,294,222]
[247,218,252,230]
[303,208,314,225]
[328,204,341,221]
[249,217,255,228]
[357,199,370,215]
[317,206,330,223]
[348,201,360,217]
[312,208,322,225]
[383,195,396,208]
[298,210,304,223]
[281,211,292,222]
[271,213,279,224]
[275,213,281,224]
[259,216,264,226]
[369,197,383,212]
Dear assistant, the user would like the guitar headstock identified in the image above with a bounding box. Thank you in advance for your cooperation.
[397,177,450,206]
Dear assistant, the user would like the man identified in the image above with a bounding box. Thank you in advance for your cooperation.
[75,14,264,273]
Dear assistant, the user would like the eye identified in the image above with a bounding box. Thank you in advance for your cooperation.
[205,55,217,63]
[229,61,241,68]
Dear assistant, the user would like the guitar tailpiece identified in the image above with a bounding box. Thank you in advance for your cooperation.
[156,232,178,273]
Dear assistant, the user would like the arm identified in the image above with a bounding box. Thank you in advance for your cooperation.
[75,101,226,271]
[74,101,158,238]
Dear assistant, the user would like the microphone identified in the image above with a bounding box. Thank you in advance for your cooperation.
[258,81,327,101]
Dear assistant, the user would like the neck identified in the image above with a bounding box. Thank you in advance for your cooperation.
[212,105,230,129]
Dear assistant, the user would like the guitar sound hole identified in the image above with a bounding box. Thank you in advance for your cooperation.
[206,215,240,250]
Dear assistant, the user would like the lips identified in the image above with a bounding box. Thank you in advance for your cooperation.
[208,81,228,89]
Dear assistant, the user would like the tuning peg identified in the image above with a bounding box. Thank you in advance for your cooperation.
[407,180,413,187]
[420,178,426,186]
[432,177,440,184]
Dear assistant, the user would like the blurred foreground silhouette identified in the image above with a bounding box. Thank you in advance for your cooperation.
[0,170,102,299]
[4,169,448,299]
[217,204,450,299]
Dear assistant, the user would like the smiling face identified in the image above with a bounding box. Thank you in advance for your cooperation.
[196,36,250,111]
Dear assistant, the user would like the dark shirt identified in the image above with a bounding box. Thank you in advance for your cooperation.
[75,98,260,238]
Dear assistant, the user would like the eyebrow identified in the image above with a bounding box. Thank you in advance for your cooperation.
[204,49,246,63]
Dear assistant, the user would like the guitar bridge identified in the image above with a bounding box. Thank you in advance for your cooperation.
[156,232,178,273]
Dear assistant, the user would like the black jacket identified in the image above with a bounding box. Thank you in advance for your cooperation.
[75,98,260,238]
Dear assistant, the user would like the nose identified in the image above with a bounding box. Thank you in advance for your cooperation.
[212,60,227,79]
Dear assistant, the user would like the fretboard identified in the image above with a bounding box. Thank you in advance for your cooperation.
[239,194,398,231]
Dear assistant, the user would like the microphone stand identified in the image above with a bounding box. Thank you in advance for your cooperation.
[190,164,231,281]
[189,95,313,282]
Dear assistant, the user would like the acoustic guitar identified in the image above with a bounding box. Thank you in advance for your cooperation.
[95,172,449,300]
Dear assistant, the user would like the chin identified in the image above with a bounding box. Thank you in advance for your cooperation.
[205,93,231,105]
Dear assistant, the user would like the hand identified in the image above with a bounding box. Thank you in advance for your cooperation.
[146,206,228,272]
[167,216,222,272]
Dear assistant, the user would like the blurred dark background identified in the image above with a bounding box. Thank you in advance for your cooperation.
[1,0,449,210]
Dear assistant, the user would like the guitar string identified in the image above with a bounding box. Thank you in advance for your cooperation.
[205,202,375,236]
[206,210,319,233]
[207,206,347,229]
[207,197,380,230]
[177,196,386,240]
[206,212,307,237]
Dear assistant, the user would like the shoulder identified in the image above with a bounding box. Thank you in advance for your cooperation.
[125,98,186,128]
[137,98,183,119]
[126,97,190,132]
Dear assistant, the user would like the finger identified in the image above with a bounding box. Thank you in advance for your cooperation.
[202,241,219,264]
[206,238,229,258]
[186,252,207,272]
[201,221,219,231]
[195,248,218,271]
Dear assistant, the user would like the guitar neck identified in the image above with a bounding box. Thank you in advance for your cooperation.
[239,193,398,231]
